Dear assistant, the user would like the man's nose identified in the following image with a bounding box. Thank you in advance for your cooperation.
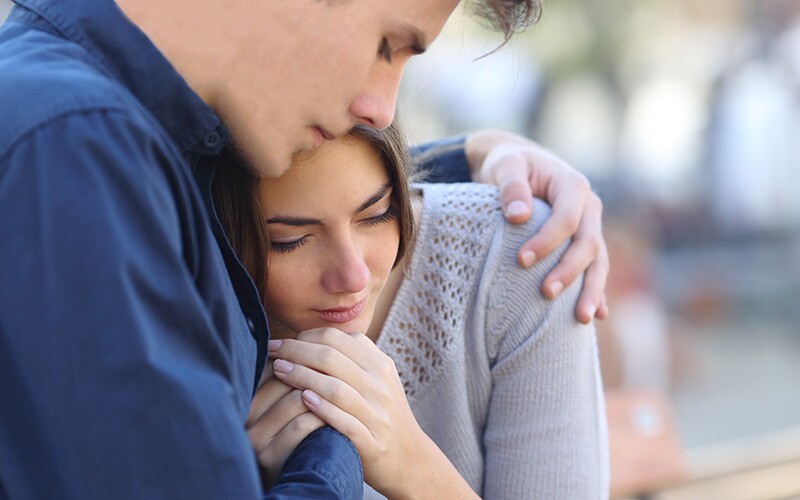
[348,64,404,130]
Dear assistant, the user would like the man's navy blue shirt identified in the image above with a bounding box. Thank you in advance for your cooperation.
[0,0,469,498]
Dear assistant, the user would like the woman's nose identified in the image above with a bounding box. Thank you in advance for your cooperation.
[321,243,370,295]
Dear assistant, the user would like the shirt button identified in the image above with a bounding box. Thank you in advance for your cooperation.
[203,131,222,149]
[247,318,256,333]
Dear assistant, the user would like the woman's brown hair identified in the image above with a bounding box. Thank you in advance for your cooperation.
[212,122,417,308]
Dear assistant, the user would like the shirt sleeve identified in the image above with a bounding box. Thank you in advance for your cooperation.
[481,198,610,500]
[267,427,363,499]
[0,110,306,499]
[410,135,471,183]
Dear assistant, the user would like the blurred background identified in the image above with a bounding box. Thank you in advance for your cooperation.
[3,0,799,498]
[398,1,800,498]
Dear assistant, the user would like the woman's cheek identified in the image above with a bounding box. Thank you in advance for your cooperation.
[266,256,316,327]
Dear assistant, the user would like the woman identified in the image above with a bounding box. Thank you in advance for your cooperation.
[213,124,608,499]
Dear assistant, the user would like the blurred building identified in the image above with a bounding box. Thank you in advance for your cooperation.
[401,1,800,498]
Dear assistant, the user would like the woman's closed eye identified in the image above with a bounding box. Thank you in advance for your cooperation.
[362,204,397,227]
[270,235,310,254]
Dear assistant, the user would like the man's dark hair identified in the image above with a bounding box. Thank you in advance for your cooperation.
[471,0,542,43]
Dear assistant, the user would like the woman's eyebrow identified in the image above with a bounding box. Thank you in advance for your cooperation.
[265,215,321,226]
[265,183,392,225]
[354,184,392,215]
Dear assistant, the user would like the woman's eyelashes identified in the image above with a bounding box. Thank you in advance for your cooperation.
[270,236,310,254]
[267,205,396,254]
[363,204,397,226]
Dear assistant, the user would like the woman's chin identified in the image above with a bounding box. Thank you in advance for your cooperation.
[320,321,369,336]
[266,321,297,340]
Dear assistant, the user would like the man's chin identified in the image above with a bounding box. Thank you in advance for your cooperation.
[225,137,291,179]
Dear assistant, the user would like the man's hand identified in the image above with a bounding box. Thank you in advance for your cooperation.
[465,130,609,324]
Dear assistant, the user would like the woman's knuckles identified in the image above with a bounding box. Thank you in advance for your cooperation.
[323,379,348,403]
[287,412,324,436]
[314,345,341,371]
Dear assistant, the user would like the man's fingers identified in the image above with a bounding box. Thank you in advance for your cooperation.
[540,191,602,288]
[540,234,597,298]
[540,192,608,323]
[575,239,610,323]
[516,174,592,270]
[596,293,610,320]
[574,258,609,324]
[517,205,582,270]
[486,150,534,224]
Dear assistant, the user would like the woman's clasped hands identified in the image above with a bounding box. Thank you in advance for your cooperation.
[247,327,477,499]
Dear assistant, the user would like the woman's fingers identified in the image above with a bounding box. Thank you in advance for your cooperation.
[267,328,382,382]
[300,389,372,454]
[255,411,326,465]
[270,357,374,421]
[252,409,326,487]
[247,388,308,447]
[270,329,426,494]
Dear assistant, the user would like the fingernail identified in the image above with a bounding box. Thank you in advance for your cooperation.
[303,390,321,407]
[548,281,564,296]
[585,305,597,320]
[521,250,536,267]
[268,339,282,351]
[273,359,293,374]
[505,200,527,217]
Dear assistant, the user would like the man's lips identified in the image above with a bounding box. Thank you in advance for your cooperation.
[311,126,337,149]
[315,298,366,324]
[318,127,336,141]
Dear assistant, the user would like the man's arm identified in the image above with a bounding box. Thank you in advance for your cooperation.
[412,130,608,324]
[0,111,359,499]
[268,427,363,499]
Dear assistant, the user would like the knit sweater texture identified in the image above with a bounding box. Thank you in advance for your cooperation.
[364,183,609,499]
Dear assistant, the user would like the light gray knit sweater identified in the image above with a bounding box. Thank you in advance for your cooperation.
[365,183,609,499]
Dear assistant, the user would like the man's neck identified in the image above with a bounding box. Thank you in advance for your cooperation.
[115,0,226,108]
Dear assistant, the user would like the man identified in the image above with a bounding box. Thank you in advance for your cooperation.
[0,0,607,498]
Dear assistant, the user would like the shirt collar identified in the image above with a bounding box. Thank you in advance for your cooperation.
[12,0,229,155]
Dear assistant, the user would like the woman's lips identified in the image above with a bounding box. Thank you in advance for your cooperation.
[316,299,366,324]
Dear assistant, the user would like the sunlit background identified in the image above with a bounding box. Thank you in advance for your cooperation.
[3,0,799,498]
[399,2,800,498]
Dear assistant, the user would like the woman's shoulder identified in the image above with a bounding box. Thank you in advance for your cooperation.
[416,183,581,361]
[416,182,554,254]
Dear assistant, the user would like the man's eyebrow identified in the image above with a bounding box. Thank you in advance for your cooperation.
[399,23,427,55]
[355,183,392,215]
